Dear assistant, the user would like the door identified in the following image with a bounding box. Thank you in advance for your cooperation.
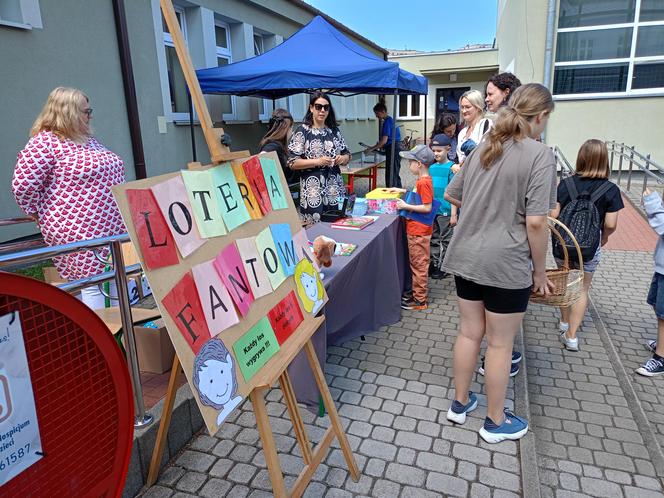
[435,87,471,124]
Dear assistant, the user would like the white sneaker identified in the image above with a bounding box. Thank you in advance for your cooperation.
[560,331,579,351]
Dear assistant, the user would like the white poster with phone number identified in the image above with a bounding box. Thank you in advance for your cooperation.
[0,311,43,484]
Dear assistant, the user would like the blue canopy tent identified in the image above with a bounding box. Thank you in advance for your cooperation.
[196,16,427,98]
[195,15,428,187]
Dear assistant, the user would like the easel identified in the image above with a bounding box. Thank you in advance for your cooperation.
[145,2,359,495]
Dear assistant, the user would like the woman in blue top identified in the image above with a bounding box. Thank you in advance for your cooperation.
[366,102,402,188]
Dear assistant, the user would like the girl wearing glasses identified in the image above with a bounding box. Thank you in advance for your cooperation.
[12,87,126,309]
[288,91,351,224]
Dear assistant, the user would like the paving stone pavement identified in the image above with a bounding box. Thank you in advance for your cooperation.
[137,276,522,498]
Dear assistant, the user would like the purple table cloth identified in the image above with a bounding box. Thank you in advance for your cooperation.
[289,214,409,408]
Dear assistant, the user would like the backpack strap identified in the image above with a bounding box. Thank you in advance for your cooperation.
[590,181,613,203]
[564,176,579,201]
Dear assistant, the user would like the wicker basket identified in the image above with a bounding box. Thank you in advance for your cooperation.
[530,217,584,307]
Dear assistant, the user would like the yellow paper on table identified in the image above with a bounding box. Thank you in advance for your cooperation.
[366,188,404,200]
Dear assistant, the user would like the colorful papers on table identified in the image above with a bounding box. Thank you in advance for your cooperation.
[331,216,376,231]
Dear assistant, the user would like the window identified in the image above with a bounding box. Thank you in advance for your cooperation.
[397,95,423,119]
[345,96,357,120]
[288,94,308,123]
[162,7,189,118]
[254,34,264,56]
[0,0,42,29]
[554,0,664,97]
[368,95,378,120]
[215,20,234,120]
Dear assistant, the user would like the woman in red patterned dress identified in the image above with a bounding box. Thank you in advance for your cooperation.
[12,87,126,309]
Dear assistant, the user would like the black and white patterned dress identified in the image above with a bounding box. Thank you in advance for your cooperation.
[287,124,349,224]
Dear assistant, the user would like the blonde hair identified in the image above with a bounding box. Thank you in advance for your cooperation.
[460,90,485,116]
[294,259,324,313]
[31,87,90,143]
[575,139,610,179]
[480,83,554,168]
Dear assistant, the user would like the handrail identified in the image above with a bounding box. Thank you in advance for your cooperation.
[0,232,153,428]
[0,216,35,227]
[606,141,664,195]
[553,145,574,181]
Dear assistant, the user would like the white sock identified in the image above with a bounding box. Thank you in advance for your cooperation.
[559,321,569,332]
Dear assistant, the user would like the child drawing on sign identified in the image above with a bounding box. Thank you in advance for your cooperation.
[295,258,324,315]
[192,338,243,426]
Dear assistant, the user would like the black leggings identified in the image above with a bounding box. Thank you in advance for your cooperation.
[454,276,531,314]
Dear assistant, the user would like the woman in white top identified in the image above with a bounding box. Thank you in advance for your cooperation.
[453,89,492,173]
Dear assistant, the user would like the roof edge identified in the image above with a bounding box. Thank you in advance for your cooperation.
[389,47,499,59]
[286,0,388,56]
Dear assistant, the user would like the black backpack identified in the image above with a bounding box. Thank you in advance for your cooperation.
[552,177,613,263]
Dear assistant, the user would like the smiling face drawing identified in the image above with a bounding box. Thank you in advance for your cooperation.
[294,259,324,314]
[198,355,234,406]
[193,338,239,411]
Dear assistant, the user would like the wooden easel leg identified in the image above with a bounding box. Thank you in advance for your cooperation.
[279,371,313,465]
[251,386,288,497]
[147,355,181,486]
[304,340,359,481]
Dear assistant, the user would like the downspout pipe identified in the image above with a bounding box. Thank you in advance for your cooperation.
[542,0,556,90]
[112,0,147,179]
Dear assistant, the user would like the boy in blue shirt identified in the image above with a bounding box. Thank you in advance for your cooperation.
[429,134,457,220]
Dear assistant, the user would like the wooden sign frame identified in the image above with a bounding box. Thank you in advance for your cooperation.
[115,1,359,495]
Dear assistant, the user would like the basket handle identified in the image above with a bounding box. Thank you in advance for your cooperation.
[547,216,585,278]
[548,221,569,270]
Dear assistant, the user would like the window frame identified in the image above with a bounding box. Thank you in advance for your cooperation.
[553,0,664,99]
[162,5,192,122]
[396,95,424,120]
[214,19,236,121]
[0,0,42,30]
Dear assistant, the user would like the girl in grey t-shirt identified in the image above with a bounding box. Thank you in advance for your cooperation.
[442,84,557,444]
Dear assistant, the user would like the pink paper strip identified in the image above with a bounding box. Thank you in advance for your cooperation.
[213,242,255,317]
[150,175,207,258]
[192,259,240,336]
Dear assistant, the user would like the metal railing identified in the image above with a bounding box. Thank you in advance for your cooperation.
[0,226,153,428]
[606,141,664,196]
[553,145,575,180]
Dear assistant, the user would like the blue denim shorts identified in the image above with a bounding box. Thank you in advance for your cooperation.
[647,272,664,319]
[555,245,601,273]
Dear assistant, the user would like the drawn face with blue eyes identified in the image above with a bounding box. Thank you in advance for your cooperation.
[197,354,234,406]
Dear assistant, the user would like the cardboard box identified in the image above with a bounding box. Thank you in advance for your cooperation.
[43,266,66,285]
[134,319,175,374]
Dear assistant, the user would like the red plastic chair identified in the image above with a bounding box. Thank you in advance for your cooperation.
[0,272,134,497]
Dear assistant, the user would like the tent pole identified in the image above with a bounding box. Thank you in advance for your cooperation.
[188,91,197,162]
[423,94,428,144]
[389,89,398,188]
[272,98,276,111]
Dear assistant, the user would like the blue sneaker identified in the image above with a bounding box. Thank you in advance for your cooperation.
[478,360,519,377]
[511,351,522,364]
[479,409,529,444]
[446,392,478,424]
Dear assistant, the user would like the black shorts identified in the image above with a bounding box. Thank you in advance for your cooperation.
[454,276,531,314]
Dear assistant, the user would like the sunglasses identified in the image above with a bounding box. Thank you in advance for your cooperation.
[83,108,93,117]
[313,103,330,112]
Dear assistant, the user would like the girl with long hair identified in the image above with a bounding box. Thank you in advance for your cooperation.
[442,83,557,443]
[259,108,298,185]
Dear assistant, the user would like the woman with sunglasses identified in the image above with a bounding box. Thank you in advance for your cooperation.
[12,87,126,310]
[288,91,351,224]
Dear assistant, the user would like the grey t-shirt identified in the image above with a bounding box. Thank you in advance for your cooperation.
[442,137,556,289]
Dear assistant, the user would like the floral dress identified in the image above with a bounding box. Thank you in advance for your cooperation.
[12,130,126,280]
[287,124,349,224]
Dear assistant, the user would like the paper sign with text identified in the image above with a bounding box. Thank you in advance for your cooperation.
[125,189,179,269]
[232,317,280,381]
[162,272,211,354]
[192,259,239,336]
[267,291,304,345]
[231,162,263,220]
[242,156,272,215]
[235,237,272,299]
[255,227,288,290]
[210,164,251,231]
[214,243,255,317]
[259,157,289,210]
[0,311,43,485]
[151,175,207,258]
[181,170,228,238]
[270,223,298,276]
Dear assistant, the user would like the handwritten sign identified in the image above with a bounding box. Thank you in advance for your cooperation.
[260,157,288,210]
[242,156,272,215]
[192,259,239,336]
[232,317,279,381]
[268,291,304,345]
[255,227,288,290]
[0,311,43,485]
[210,164,251,231]
[181,170,228,238]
